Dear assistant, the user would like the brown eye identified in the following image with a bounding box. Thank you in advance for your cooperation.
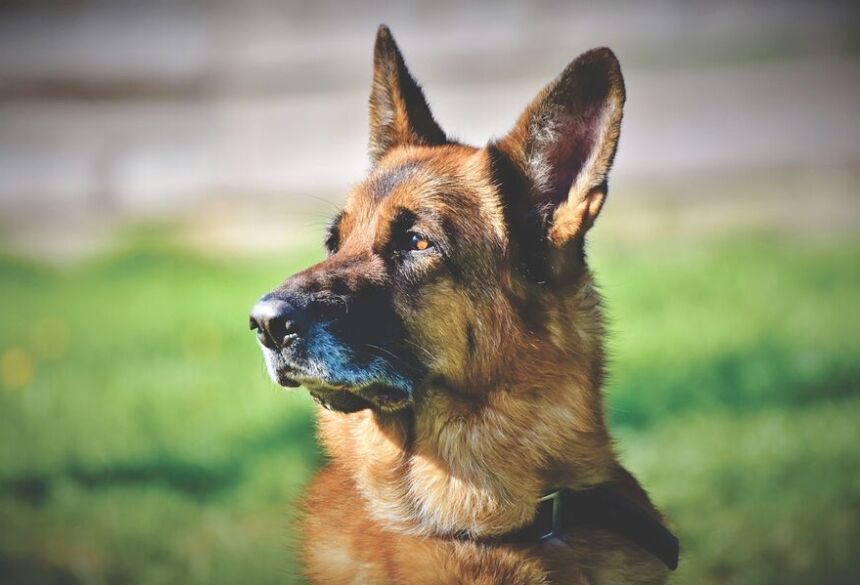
[410,233,432,251]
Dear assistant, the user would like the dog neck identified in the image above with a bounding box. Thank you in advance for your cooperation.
[316,277,622,537]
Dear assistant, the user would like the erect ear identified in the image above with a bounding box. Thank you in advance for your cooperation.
[368,25,448,163]
[497,47,625,246]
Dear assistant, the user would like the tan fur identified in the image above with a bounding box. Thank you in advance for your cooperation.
[263,26,674,584]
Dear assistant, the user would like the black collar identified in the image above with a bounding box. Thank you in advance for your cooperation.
[496,485,679,570]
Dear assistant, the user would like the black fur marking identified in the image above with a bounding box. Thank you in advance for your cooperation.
[384,207,427,277]
[373,161,422,200]
[325,211,344,254]
[441,217,464,283]
[509,294,547,336]
[486,143,550,283]
[388,208,419,252]
[466,323,476,358]
[441,217,459,246]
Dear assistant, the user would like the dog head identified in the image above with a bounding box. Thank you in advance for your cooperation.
[250,26,624,414]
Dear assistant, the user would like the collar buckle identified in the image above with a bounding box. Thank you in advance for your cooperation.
[537,489,563,541]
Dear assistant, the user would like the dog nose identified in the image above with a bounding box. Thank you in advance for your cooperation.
[249,298,303,350]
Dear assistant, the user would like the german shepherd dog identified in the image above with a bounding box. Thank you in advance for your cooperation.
[250,26,678,585]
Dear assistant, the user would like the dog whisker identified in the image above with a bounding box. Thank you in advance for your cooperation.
[403,339,435,362]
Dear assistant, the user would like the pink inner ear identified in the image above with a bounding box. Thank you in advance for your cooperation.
[543,106,600,205]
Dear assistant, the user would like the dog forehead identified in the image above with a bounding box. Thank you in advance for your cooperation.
[345,145,493,219]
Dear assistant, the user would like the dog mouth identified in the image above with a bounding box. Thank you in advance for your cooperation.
[272,363,411,413]
[307,383,409,413]
[305,381,411,413]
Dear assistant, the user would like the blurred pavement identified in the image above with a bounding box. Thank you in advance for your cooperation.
[0,0,858,258]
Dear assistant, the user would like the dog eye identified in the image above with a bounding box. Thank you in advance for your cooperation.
[408,233,432,252]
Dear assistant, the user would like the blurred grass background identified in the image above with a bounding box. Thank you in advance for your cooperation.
[1,1,859,584]
[1,224,858,584]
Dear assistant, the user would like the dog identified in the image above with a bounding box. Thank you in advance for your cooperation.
[250,25,678,585]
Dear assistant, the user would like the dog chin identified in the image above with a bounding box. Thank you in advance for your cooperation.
[263,350,413,413]
[262,353,302,388]
[305,381,412,414]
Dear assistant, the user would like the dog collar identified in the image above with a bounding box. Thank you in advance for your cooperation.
[498,484,679,570]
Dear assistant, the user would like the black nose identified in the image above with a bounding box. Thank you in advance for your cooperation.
[249,298,303,350]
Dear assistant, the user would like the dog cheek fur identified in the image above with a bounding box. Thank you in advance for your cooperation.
[404,278,512,391]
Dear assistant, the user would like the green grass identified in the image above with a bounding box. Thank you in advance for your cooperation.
[0,228,858,584]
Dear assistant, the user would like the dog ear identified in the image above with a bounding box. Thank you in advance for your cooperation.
[497,48,625,246]
[368,25,448,163]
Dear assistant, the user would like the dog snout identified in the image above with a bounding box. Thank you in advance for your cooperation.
[249,296,305,350]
